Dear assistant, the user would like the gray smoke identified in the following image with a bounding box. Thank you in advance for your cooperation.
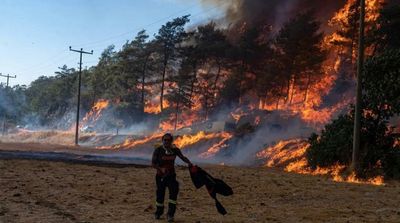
[200,0,348,30]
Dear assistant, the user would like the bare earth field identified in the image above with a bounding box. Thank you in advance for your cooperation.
[0,144,400,223]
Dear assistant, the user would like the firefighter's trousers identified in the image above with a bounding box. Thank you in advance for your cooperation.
[155,174,179,217]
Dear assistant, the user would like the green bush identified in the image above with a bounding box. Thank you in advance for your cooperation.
[307,50,400,178]
[307,113,398,177]
[307,115,353,169]
[383,151,400,179]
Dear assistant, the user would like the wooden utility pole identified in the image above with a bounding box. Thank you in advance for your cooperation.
[0,73,17,135]
[351,0,366,173]
[69,47,93,145]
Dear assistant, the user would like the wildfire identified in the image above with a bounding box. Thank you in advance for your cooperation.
[256,139,309,167]
[258,0,385,126]
[144,99,170,114]
[159,111,202,131]
[230,109,248,123]
[200,132,233,158]
[173,130,232,153]
[80,99,110,129]
[257,139,385,186]
[174,131,219,148]
[330,0,384,27]
[258,71,345,125]
[100,132,164,150]
[79,0,386,186]
[328,0,384,58]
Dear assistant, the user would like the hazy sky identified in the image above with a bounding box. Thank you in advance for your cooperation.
[0,0,224,86]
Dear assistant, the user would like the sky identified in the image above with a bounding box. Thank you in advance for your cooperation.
[0,0,225,86]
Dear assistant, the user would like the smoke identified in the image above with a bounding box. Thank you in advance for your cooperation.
[200,0,348,30]
[230,120,312,166]
[201,110,314,166]
[0,88,16,115]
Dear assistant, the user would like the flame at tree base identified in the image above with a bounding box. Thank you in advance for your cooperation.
[257,139,385,186]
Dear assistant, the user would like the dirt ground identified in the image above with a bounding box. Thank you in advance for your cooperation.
[1,155,400,223]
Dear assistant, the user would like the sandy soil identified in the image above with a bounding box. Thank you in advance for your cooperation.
[1,154,400,223]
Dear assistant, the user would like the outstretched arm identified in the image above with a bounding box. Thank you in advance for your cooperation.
[176,149,192,166]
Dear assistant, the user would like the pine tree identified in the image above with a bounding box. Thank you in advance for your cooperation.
[155,15,190,113]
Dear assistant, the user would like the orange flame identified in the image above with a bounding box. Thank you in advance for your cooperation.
[200,132,233,158]
[80,99,110,128]
[144,99,170,114]
[257,139,385,185]
[159,112,202,131]
[99,132,164,150]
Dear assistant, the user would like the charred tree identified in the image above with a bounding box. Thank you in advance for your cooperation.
[274,11,326,106]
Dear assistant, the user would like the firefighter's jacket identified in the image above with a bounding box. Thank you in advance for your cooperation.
[189,165,233,215]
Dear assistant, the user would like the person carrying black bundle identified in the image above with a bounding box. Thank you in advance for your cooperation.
[151,133,192,222]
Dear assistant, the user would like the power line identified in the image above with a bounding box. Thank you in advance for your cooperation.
[70,1,228,50]
[15,51,71,73]
[70,3,201,48]
[11,2,228,84]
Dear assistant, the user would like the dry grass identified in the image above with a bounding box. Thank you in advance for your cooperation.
[0,131,76,146]
[0,158,399,223]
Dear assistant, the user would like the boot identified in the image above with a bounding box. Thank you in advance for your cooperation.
[167,202,176,222]
[154,205,164,220]
[167,215,174,222]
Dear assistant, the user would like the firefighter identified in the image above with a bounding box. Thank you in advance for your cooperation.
[152,133,192,222]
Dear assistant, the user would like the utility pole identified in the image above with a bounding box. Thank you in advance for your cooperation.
[0,73,17,135]
[351,0,366,174]
[69,47,93,145]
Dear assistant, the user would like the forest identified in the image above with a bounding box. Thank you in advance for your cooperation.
[1,1,400,178]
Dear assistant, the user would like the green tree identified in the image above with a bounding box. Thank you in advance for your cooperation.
[0,84,27,127]
[88,45,118,102]
[119,30,152,111]
[155,15,190,112]
[25,66,76,125]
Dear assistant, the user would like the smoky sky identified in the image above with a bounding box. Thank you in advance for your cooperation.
[201,0,348,29]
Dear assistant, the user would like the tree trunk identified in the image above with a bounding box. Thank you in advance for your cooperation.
[238,60,246,105]
[213,61,222,91]
[188,62,197,108]
[92,87,97,108]
[204,93,209,121]
[285,75,291,104]
[289,74,297,105]
[275,98,280,109]
[174,92,180,131]
[303,73,312,105]
[160,57,168,113]
[259,96,265,110]
[277,83,285,109]
[141,55,149,113]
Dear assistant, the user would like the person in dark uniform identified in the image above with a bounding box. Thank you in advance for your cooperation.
[152,133,192,222]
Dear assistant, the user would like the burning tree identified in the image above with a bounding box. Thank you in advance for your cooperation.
[273,11,327,106]
[154,15,190,113]
[307,50,400,179]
